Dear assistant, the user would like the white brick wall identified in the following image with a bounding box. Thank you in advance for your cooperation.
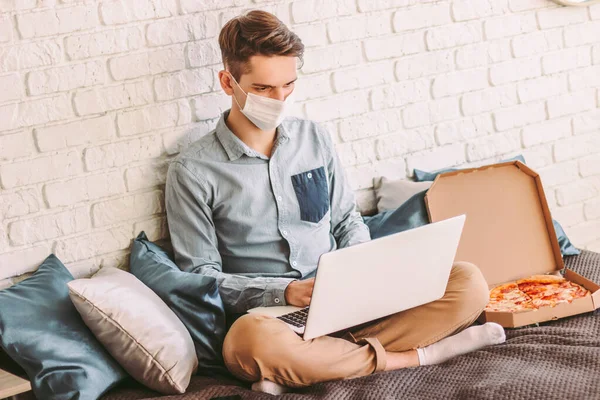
[1,0,600,280]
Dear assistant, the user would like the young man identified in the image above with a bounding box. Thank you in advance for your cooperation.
[165,10,505,394]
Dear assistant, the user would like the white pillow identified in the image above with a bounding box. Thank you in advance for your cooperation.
[373,177,433,213]
[68,267,197,394]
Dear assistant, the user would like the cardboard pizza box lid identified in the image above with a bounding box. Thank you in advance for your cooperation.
[424,160,564,287]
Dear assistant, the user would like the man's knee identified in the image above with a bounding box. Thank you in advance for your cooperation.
[450,261,490,311]
[223,314,265,363]
[222,314,295,381]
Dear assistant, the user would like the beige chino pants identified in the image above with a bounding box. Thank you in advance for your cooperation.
[222,261,490,388]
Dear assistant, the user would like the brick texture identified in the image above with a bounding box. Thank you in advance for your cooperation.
[1,0,600,278]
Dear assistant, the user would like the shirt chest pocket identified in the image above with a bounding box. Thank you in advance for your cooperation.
[291,166,329,224]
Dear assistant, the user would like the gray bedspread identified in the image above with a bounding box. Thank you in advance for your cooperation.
[103,249,600,400]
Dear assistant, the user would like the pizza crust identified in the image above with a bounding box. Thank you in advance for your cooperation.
[516,275,564,285]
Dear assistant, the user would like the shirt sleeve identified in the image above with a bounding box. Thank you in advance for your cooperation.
[165,160,296,314]
[318,125,371,249]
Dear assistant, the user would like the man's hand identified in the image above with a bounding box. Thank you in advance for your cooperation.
[285,278,315,307]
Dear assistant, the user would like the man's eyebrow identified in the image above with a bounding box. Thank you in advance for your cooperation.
[252,78,298,87]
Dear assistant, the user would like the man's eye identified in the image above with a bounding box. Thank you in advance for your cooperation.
[256,87,268,92]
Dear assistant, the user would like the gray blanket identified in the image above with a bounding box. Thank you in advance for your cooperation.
[103,250,600,400]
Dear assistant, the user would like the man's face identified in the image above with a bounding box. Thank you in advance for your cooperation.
[227,55,298,107]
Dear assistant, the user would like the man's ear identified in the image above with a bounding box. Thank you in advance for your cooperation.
[218,70,235,96]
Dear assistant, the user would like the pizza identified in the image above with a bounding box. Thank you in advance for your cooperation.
[486,282,536,312]
[485,274,591,313]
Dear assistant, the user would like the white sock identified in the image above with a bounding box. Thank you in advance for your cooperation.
[251,379,291,395]
[416,322,506,366]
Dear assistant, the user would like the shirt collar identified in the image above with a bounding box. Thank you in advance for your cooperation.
[215,110,291,161]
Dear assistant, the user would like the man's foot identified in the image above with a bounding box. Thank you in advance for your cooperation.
[416,322,506,366]
[251,379,291,395]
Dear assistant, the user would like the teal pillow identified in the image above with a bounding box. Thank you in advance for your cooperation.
[0,254,127,399]
[552,219,581,256]
[413,154,526,182]
[129,232,228,375]
[363,190,429,240]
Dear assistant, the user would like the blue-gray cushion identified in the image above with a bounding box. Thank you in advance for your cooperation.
[363,190,429,240]
[366,155,580,256]
[129,232,227,375]
[552,219,581,256]
[0,254,127,399]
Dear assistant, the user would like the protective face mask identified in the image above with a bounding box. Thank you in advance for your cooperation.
[229,73,295,131]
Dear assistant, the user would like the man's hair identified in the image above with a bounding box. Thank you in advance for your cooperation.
[218,10,304,81]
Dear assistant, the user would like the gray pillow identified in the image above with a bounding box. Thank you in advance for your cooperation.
[373,177,432,213]
[68,267,198,394]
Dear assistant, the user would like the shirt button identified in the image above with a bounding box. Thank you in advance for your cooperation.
[307,173,312,179]
[292,261,298,267]
[282,230,288,236]
[277,196,282,201]
[274,298,280,304]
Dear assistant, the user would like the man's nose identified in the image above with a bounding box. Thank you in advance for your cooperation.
[270,87,285,101]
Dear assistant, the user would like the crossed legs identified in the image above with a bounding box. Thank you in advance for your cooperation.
[222,261,501,388]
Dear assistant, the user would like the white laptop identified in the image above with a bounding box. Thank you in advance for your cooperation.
[248,214,466,341]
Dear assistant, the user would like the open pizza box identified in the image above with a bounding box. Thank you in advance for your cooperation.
[424,160,600,328]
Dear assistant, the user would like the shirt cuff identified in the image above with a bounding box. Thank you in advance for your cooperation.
[264,279,296,307]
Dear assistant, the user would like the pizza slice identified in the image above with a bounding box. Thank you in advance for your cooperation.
[517,275,591,309]
[485,282,536,312]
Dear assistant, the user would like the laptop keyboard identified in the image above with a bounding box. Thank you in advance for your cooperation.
[277,306,309,327]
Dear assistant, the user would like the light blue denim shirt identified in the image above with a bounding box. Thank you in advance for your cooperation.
[165,110,371,313]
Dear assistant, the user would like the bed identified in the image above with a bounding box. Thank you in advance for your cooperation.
[99,249,600,400]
